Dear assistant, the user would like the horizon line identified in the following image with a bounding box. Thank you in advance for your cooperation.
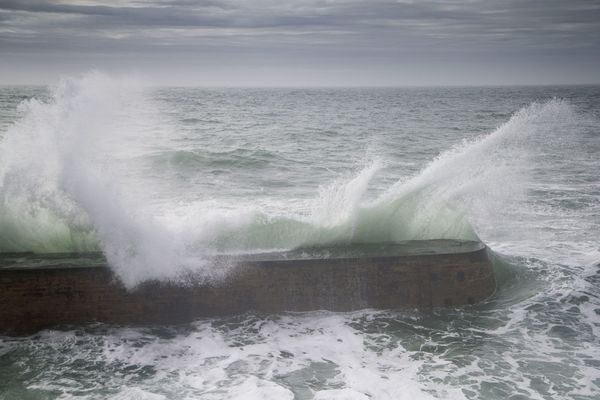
[1,82,599,89]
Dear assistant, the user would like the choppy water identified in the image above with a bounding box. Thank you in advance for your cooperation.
[0,73,599,399]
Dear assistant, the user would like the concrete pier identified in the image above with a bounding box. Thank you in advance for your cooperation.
[0,240,495,335]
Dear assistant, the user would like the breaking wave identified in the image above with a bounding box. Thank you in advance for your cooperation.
[0,72,580,286]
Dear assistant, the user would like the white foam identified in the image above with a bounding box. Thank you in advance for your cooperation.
[112,388,167,400]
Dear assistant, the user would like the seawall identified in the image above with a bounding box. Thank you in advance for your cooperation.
[0,240,495,335]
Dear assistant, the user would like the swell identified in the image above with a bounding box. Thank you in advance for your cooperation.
[150,148,289,170]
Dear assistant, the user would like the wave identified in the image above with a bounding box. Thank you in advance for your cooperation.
[150,148,287,170]
[0,72,582,286]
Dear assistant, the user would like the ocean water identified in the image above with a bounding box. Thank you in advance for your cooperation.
[0,73,599,399]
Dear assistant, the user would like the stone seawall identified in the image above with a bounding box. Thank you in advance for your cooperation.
[0,240,496,335]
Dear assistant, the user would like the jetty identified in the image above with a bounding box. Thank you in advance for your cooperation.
[0,239,495,334]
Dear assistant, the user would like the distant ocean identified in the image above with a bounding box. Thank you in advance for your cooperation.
[1,73,599,399]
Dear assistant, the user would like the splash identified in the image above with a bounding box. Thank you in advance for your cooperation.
[0,72,187,286]
[358,98,576,244]
[180,98,576,251]
[0,73,582,286]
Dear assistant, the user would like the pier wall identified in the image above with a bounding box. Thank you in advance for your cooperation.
[0,245,495,334]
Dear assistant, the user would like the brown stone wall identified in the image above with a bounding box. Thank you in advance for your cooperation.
[0,247,495,335]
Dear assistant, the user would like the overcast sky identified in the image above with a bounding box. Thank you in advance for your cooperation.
[1,0,599,86]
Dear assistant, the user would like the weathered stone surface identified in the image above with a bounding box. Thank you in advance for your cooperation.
[0,240,495,335]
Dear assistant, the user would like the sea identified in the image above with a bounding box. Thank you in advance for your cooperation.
[0,72,599,399]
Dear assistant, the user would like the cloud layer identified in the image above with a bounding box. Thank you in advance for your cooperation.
[1,0,599,85]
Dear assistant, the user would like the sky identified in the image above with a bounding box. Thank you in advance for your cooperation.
[1,0,599,86]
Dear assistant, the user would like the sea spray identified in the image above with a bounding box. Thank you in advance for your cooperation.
[180,100,578,251]
[358,99,579,246]
[0,73,190,286]
[0,73,585,286]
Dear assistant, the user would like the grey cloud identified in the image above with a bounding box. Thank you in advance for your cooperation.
[0,0,598,85]
[1,1,597,30]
